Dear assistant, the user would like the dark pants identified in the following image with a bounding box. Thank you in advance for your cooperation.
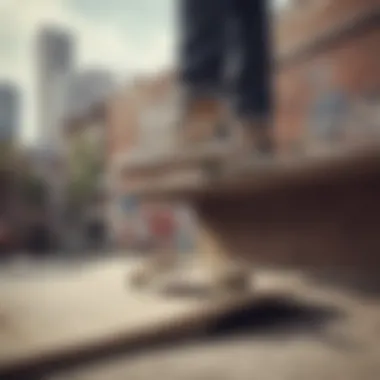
[179,0,272,120]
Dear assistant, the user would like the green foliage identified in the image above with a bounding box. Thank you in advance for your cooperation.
[66,134,102,210]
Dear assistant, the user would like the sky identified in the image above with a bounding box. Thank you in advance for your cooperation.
[0,0,176,142]
[0,0,285,143]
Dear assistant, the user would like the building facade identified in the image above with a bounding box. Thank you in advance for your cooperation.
[35,26,75,245]
[0,82,20,143]
[274,0,380,152]
[105,74,195,252]
[36,26,74,149]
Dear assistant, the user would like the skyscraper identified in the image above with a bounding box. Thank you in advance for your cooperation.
[0,82,20,142]
[35,25,75,247]
[36,25,74,150]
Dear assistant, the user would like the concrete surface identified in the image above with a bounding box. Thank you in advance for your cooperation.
[1,257,380,379]
[0,255,260,377]
[49,268,380,380]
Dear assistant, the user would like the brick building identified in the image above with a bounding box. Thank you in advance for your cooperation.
[107,73,177,160]
[274,0,380,152]
[105,73,185,249]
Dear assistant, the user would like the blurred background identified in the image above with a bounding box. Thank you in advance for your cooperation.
[1,0,377,259]
[0,1,379,379]
[0,0,183,256]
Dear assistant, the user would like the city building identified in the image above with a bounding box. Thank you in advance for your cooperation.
[105,73,196,251]
[0,82,21,252]
[0,82,20,143]
[65,68,116,123]
[35,25,75,246]
[274,0,380,152]
[36,25,75,150]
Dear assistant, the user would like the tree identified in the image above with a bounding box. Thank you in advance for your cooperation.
[66,133,103,214]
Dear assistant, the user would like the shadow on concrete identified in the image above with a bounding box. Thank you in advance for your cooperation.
[200,295,359,354]
[310,271,380,298]
[205,295,341,338]
[159,282,344,338]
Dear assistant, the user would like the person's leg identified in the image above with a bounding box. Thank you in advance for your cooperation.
[232,0,274,155]
[178,0,231,144]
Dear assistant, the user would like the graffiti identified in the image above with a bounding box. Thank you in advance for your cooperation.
[120,195,139,215]
[308,90,380,145]
[306,61,349,142]
[117,196,196,254]
[306,64,380,144]
[308,90,349,141]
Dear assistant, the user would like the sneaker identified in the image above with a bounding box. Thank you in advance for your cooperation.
[234,117,275,158]
[179,97,228,147]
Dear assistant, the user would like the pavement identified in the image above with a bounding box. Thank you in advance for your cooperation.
[0,254,258,378]
[52,267,380,380]
[0,256,379,380]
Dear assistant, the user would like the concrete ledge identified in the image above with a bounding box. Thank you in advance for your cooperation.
[122,144,380,201]
[118,141,232,177]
